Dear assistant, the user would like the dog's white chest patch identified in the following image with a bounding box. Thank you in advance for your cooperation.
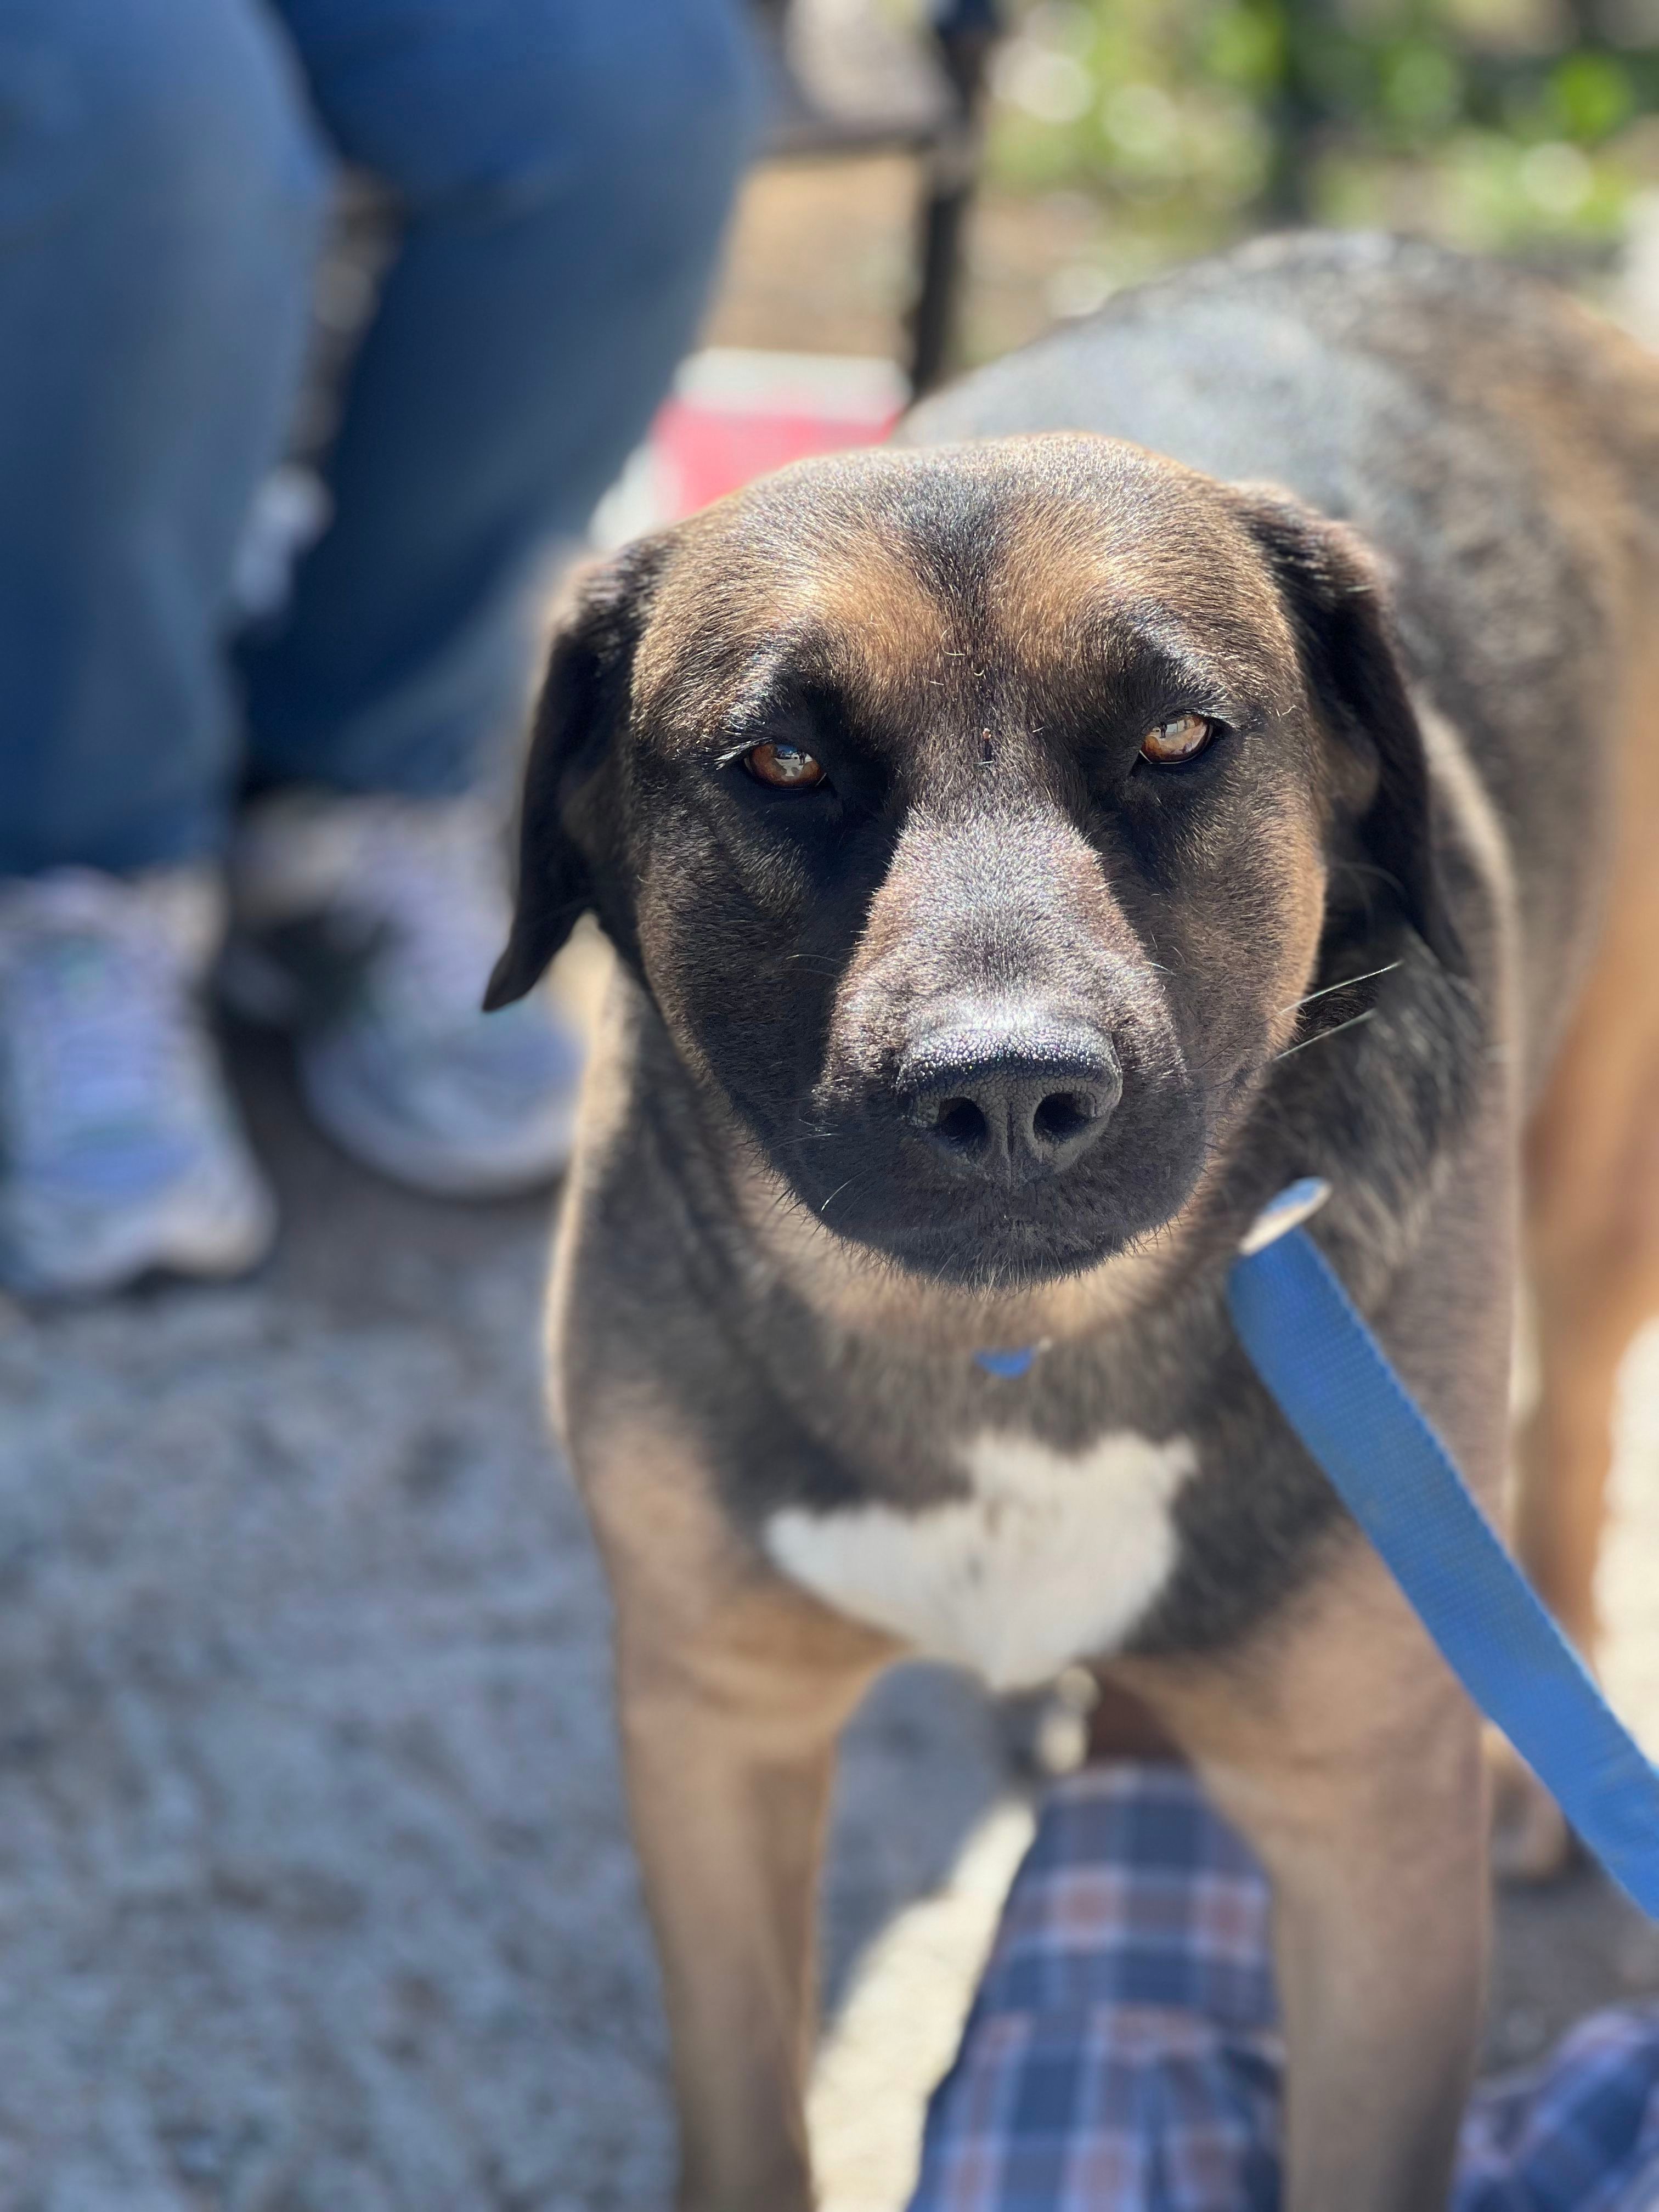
[764,1429,1197,1691]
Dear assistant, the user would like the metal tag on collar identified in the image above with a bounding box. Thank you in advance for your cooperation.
[1238,1176,1331,1256]
[975,1345,1039,1379]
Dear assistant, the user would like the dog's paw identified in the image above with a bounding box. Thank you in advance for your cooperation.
[1487,1730,1575,1882]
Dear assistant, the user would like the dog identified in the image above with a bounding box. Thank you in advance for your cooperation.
[486,233,1659,2210]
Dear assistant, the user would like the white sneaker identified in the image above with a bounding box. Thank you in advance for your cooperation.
[225,790,582,1197]
[0,868,276,1297]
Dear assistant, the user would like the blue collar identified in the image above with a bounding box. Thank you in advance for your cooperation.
[1231,1181,1659,1920]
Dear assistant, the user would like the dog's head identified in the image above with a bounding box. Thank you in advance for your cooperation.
[489,435,1454,1286]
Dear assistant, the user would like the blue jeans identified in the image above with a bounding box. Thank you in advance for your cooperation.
[0,0,760,874]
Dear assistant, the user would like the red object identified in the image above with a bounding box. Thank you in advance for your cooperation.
[596,350,907,540]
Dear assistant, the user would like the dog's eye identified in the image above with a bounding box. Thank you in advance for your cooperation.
[744,741,827,791]
[1139,713,1217,766]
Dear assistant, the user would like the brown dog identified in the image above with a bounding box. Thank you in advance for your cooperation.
[488,234,1659,2211]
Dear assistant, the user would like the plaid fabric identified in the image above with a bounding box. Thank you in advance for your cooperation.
[909,1765,1659,2212]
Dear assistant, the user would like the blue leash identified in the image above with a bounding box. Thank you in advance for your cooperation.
[1228,1181,1659,1920]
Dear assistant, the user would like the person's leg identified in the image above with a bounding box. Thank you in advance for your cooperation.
[0,0,331,876]
[218,0,760,1200]
[240,0,764,795]
[0,0,332,1294]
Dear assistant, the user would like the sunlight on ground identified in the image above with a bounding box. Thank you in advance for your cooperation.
[811,1797,1037,2212]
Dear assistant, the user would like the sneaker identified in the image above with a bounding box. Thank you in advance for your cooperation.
[0,868,276,1297]
[224,790,582,1197]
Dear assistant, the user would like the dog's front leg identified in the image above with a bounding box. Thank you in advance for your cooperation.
[618,1634,864,2212]
[581,1427,891,2212]
[1127,1538,1488,2212]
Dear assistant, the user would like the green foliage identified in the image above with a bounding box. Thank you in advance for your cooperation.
[986,0,1659,261]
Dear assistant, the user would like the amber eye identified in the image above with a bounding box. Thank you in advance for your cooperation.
[1139,713,1217,766]
[744,741,827,790]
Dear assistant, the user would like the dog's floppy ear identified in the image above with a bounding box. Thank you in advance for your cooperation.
[484,543,662,1011]
[1228,486,1464,975]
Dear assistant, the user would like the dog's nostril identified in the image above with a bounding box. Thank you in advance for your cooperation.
[1032,1090,1097,1149]
[935,1098,989,1153]
[902,1024,1122,1183]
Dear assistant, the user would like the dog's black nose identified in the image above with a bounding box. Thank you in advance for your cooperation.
[902,1023,1121,1184]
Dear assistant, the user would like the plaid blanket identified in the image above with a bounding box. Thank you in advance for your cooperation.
[908,1764,1659,2212]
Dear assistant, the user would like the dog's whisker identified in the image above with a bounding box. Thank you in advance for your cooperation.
[1280,960,1401,1018]
[1328,857,1407,898]
[1274,1007,1377,1061]
[819,1161,896,1222]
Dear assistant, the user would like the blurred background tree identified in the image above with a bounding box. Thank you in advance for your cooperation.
[985,0,1659,293]
[712,0,1659,376]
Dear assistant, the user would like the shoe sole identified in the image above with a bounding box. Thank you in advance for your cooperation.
[0,1184,276,1300]
[296,1051,576,1198]
[223,929,578,1199]
[216,936,308,1027]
